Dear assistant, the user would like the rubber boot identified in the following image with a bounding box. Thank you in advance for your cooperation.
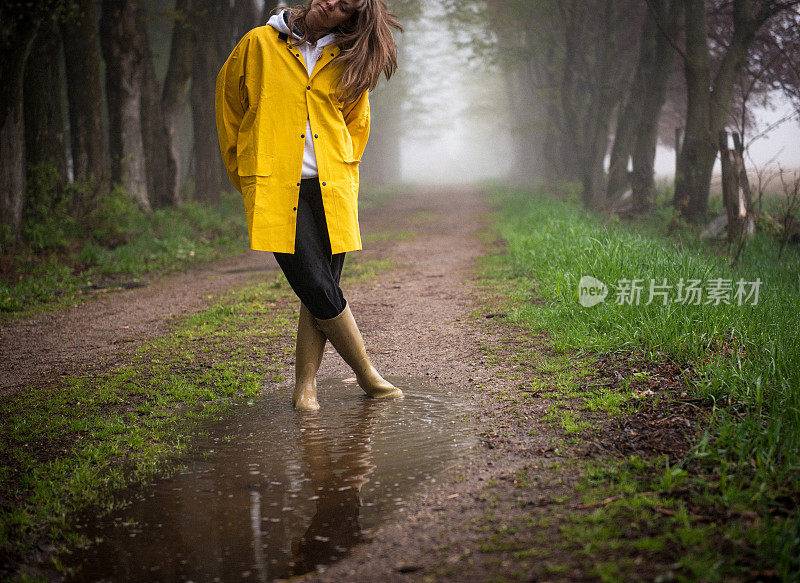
[293,303,326,411]
[315,304,403,399]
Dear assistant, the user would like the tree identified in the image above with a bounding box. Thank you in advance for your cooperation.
[61,0,108,187]
[190,0,232,203]
[759,11,800,113]
[607,0,682,211]
[100,0,150,211]
[23,14,67,183]
[729,9,800,133]
[562,0,643,208]
[137,5,176,208]
[161,0,196,206]
[674,0,800,223]
[1,5,43,239]
[448,0,641,208]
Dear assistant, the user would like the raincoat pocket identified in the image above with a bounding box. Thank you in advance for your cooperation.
[341,129,359,164]
[238,153,274,177]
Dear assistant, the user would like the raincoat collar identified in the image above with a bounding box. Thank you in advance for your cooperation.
[267,10,336,49]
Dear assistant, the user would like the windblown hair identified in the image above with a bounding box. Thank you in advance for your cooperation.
[283,0,403,102]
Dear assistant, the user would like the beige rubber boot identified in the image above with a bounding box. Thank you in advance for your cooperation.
[293,304,327,411]
[315,304,403,399]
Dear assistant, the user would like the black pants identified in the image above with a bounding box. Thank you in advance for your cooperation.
[274,178,346,320]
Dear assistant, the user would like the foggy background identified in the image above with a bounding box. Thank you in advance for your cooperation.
[387,0,800,185]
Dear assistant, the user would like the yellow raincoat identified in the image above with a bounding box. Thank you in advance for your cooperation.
[215,25,370,254]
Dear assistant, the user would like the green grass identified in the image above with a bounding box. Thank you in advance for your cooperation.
[0,276,296,577]
[341,256,396,282]
[562,455,785,581]
[484,183,800,578]
[1,190,250,317]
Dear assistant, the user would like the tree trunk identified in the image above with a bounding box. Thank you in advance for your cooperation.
[581,91,618,209]
[190,0,231,204]
[674,0,714,223]
[136,6,175,208]
[606,105,637,202]
[61,0,108,185]
[630,113,661,212]
[579,0,636,209]
[0,9,39,239]
[582,140,607,210]
[161,0,195,206]
[629,0,681,212]
[718,131,743,241]
[606,1,668,202]
[674,0,761,223]
[23,15,67,182]
[100,0,150,211]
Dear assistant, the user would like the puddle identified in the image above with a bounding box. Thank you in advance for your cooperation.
[58,377,476,582]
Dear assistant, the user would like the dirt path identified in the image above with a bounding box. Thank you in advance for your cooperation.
[0,251,278,396]
[318,185,491,384]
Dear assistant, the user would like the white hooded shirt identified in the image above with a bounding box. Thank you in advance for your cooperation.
[267,11,337,179]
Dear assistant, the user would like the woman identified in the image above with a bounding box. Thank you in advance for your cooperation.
[215,0,403,411]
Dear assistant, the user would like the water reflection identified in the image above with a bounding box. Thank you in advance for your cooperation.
[60,377,475,582]
[289,400,378,576]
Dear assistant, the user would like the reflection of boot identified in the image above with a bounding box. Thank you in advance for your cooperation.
[290,397,377,576]
[315,304,403,399]
[293,304,326,411]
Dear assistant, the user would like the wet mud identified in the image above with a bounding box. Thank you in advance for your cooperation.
[56,377,477,582]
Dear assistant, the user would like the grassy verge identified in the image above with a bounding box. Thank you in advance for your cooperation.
[1,189,250,319]
[480,183,800,579]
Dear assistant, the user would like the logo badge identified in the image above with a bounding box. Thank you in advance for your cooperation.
[578,276,608,307]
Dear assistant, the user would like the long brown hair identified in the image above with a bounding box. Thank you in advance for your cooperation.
[283,0,403,102]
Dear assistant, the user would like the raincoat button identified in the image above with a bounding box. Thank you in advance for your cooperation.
[307,86,311,90]
[297,182,300,186]
[293,207,297,211]
[301,134,305,138]
[322,182,327,186]
[314,134,319,138]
